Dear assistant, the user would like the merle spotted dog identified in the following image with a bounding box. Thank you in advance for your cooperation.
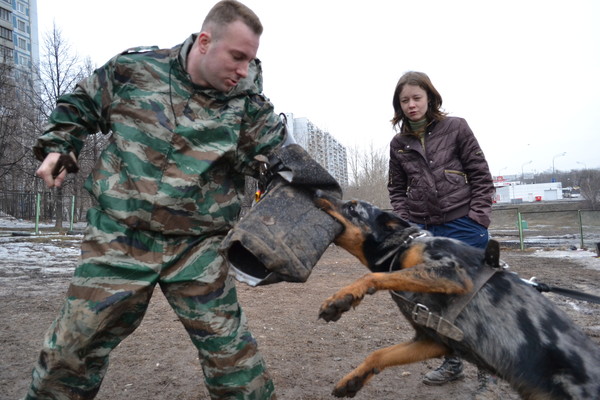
[314,191,600,399]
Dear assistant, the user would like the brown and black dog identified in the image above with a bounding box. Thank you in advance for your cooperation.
[314,191,600,399]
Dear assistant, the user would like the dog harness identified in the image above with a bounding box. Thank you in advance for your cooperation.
[407,266,499,341]
[389,232,502,342]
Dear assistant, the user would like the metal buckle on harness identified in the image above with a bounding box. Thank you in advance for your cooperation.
[400,231,430,249]
[412,302,464,341]
[410,231,429,240]
[412,303,430,324]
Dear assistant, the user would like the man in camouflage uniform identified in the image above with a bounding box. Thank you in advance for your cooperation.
[26,1,284,399]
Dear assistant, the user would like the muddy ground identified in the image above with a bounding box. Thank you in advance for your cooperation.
[2,232,600,400]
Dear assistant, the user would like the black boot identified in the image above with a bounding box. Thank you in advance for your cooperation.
[422,356,464,386]
[473,368,499,400]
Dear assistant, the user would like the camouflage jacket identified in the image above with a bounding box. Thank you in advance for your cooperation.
[33,34,286,235]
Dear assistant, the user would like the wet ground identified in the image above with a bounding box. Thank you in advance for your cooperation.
[2,211,600,399]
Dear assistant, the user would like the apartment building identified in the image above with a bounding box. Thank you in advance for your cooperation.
[0,0,38,70]
[285,113,348,187]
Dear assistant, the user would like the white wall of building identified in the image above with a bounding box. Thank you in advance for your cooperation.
[494,182,563,203]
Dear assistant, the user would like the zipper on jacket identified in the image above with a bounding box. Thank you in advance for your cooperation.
[407,178,415,194]
[445,169,468,184]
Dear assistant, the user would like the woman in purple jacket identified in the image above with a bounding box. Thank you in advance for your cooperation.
[387,71,495,390]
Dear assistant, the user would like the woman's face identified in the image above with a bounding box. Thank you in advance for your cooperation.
[399,84,428,122]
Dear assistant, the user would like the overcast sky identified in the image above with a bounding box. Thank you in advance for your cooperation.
[36,0,600,177]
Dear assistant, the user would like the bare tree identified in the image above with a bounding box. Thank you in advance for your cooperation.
[344,143,391,209]
[578,169,600,210]
[346,145,361,190]
[0,61,19,180]
[0,56,41,191]
[38,23,85,119]
[37,23,87,227]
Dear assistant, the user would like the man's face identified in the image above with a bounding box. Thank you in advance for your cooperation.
[192,20,260,91]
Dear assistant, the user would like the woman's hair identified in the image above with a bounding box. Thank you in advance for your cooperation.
[391,71,447,132]
[202,0,263,39]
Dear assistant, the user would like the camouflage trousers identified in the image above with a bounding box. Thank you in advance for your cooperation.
[25,207,275,400]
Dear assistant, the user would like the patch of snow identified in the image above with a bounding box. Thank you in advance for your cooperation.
[529,249,600,270]
[0,216,87,230]
[0,235,81,276]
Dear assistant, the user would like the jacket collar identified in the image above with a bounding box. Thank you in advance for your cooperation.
[401,118,440,136]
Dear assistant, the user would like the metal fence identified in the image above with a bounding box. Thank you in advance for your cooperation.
[489,206,600,251]
[0,191,94,223]
[1,191,51,221]
[2,192,598,251]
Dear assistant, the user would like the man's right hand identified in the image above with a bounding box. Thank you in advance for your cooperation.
[35,152,78,188]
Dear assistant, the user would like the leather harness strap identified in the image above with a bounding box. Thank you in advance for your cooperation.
[394,266,498,342]
[409,302,466,341]
[442,265,498,324]
[388,231,500,342]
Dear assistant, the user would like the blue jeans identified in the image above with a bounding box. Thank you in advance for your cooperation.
[420,216,489,249]
[420,215,489,376]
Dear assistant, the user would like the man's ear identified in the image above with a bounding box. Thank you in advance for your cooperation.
[197,32,211,54]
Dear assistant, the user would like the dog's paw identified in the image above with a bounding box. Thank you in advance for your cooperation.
[318,293,356,322]
[332,368,378,398]
[332,378,362,398]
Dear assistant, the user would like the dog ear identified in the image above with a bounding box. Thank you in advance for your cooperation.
[484,239,501,268]
[376,210,412,231]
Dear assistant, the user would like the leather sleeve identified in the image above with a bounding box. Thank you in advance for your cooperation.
[387,137,411,221]
[455,119,495,227]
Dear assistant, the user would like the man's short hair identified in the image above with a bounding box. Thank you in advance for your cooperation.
[202,0,263,39]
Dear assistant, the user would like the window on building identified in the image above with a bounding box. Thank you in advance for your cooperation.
[18,37,28,51]
[0,6,11,21]
[16,1,26,14]
[19,54,30,67]
[0,44,13,62]
[17,18,28,32]
[0,26,12,41]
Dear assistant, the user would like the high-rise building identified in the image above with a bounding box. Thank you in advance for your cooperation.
[284,113,348,187]
[0,0,39,193]
[0,0,38,71]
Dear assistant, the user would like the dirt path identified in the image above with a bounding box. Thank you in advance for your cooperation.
[2,244,600,400]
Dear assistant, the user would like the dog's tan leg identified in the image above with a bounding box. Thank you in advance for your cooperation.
[332,338,449,398]
[319,266,472,322]
[367,265,472,293]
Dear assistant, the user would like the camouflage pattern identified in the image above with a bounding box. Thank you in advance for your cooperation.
[25,207,275,400]
[27,34,284,399]
[33,33,285,235]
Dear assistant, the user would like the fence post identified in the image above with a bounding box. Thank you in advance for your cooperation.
[70,195,75,232]
[578,210,584,249]
[35,192,41,235]
[517,211,524,250]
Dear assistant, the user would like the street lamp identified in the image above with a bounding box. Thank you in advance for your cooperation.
[495,166,508,181]
[576,161,587,170]
[521,160,532,182]
[552,152,566,181]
